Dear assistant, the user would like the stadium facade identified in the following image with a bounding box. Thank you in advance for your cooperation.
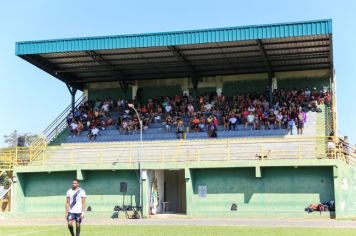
[1,19,355,219]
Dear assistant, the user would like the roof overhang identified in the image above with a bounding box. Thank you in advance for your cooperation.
[16,19,333,89]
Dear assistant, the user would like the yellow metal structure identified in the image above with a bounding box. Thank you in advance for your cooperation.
[0,136,354,168]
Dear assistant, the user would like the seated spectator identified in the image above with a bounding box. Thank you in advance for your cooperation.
[275,111,283,129]
[246,112,255,129]
[191,116,200,132]
[242,108,249,124]
[187,103,195,117]
[88,126,99,141]
[165,116,173,133]
[229,115,238,131]
[70,121,78,137]
[105,115,113,127]
[208,123,217,138]
[204,102,213,112]
[120,120,129,135]
[165,103,172,115]
[75,121,84,136]
[152,113,161,124]
[198,116,206,132]
[223,113,229,131]
[267,111,276,129]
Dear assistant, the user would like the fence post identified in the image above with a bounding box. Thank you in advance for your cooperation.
[15,147,18,165]
[129,143,132,163]
[227,140,230,161]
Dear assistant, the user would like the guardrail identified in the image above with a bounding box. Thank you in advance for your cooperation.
[0,136,355,168]
[28,94,86,163]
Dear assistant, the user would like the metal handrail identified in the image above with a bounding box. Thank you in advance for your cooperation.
[0,136,354,168]
[27,94,86,162]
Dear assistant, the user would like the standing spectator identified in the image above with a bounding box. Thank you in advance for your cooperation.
[176,120,185,139]
[288,118,295,135]
[297,113,304,135]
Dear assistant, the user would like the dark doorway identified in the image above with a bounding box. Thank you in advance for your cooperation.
[163,170,186,213]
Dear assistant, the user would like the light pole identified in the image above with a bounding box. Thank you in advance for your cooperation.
[128,103,143,216]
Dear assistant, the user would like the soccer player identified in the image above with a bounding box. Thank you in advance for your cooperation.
[65,179,86,236]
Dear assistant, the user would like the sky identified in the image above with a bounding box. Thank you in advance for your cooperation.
[0,0,355,146]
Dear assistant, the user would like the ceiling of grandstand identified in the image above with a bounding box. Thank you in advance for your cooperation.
[16,20,333,88]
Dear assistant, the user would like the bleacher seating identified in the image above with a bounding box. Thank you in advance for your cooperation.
[61,111,318,144]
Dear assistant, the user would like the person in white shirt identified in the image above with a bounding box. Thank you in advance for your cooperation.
[228,116,238,131]
[246,112,256,129]
[70,122,78,137]
[88,126,99,141]
[66,179,86,236]
[165,104,172,114]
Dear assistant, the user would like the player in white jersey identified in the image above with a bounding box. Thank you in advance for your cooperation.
[65,179,86,236]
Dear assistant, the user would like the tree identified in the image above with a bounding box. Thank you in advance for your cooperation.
[3,130,39,147]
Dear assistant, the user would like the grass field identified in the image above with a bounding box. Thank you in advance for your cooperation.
[1,225,355,236]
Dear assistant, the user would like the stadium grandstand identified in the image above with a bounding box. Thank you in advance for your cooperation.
[1,19,355,219]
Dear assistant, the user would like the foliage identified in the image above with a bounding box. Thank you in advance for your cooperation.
[3,130,39,147]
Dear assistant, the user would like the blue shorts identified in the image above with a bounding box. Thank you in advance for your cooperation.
[67,212,82,223]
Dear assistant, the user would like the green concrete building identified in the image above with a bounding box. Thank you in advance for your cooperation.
[2,19,355,219]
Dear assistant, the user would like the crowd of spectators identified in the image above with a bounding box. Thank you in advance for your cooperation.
[66,87,330,141]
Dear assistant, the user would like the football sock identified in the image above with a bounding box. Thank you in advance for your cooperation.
[68,224,75,236]
[76,223,81,236]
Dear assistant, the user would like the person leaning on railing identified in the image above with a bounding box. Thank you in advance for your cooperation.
[176,119,185,139]
[327,135,336,159]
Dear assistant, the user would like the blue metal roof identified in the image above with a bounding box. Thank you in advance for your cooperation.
[16,19,332,55]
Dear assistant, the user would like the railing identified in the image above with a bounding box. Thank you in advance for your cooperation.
[0,136,354,168]
[28,94,86,163]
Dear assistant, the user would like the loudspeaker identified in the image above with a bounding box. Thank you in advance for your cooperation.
[120,182,127,193]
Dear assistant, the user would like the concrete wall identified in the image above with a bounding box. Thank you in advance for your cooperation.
[15,170,139,213]
[85,69,331,101]
[14,158,354,218]
[191,166,335,217]
[334,163,356,218]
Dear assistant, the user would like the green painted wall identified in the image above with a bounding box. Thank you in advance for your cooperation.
[88,88,132,101]
[140,85,182,103]
[223,80,267,96]
[334,163,356,218]
[189,87,216,96]
[191,167,334,217]
[83,170,139,212]
[19,171,76,213]
[278,77,329,90]
[16,170,139,213]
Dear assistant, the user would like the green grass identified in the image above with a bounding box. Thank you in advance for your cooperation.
[0,225,355,236]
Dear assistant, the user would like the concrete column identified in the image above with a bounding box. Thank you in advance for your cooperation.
[272,77,278,91]
[142,178,148,218]
[156,170,164,213]
[132,84,138,100]
[185,168,193,217]
[182,78,190,96]
[83,89,89,101]
[216,76,223,96]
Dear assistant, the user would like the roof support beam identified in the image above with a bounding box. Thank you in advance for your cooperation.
[66,84,78,115]
[257,39,275,104]
[256,39,274,79]
[85,50,129,81]
[167,46,198,77]
[20,55,83,90]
